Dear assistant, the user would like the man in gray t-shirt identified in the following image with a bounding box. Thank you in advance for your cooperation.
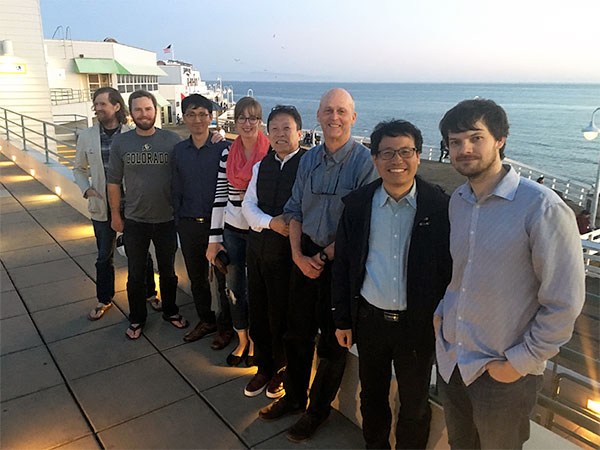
[107,90,189,339]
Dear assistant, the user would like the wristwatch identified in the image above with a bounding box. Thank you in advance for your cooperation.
[319,249,329,262]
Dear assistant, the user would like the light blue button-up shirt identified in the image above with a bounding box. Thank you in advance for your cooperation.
[361,183,417,311]
[284,138,379,247]
[435,165,585,386]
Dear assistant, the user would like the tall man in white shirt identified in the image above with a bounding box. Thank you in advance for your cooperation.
[434,98,585,449]
[242,105,306,398]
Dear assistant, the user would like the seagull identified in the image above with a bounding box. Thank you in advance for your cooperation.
[234,58,240,62]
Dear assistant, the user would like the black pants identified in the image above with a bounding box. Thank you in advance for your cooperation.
[247,233,292,377]
[177,219,232,330]
[283,234,347,420]
[124,219,178,324]
[356,299,433,449]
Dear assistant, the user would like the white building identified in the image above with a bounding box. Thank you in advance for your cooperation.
[157,60,210,124]
[45,38,170,126]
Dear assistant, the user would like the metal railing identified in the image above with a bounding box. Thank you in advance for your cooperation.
[0,106,77,165]
[582,229,600,278]
[50,88,92,105]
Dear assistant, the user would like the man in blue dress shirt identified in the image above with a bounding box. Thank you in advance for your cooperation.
[259,88,379,443]
[332,120,452,449]
[434,99,585,449]
[172,94,233,347]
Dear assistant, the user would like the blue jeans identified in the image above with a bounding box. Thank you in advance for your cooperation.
[124,219,178,324]
[92,218,157,305]
[438,367,542,450]
[223,227,248,330]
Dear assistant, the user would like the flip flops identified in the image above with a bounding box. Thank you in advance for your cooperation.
[126,323,143,340]
[162,314,189,329]
[88,302,112,321]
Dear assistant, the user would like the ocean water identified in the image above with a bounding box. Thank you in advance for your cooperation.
[223,82,599,185]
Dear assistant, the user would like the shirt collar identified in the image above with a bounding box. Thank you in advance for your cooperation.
[457,164,518,203]
[323,138,354,164]
[100,123,121,135]
[376,180,417,208]
[187,134,211,150]
[275,148,300,164]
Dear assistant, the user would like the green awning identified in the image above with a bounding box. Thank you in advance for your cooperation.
[153,92,170,108]
[73,58,128,74]
[117,62,167,76]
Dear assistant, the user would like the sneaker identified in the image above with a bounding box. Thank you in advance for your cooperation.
[147,295,162,311]
[244,373,270,397]
[286,412,328,443]
[266,372,285,398]
[258,396,304,422]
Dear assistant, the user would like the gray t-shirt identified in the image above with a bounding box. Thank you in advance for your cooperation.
[107,128,181,223]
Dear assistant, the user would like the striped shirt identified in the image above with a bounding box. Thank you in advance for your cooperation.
[209,147,248,243]
[435,165,585,386]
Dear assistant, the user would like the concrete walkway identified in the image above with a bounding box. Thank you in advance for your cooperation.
[0,155,364,450]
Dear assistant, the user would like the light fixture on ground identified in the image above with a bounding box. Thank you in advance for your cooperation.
[583,107,600,228]
[54,186,62,196]
[29,168,35,177]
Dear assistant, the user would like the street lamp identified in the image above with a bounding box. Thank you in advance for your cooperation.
[583,107,600,228]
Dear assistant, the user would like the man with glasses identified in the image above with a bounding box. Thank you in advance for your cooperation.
[435,99,584,449]
[332,120,452,449]
[259,88,378,443]
[242,105,306,398]
[172,94,233,347]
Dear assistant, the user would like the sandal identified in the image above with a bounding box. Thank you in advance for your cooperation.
[162,314,189,329]
[126,323,143,340]
[146,295,162,312]
[88,302,112,321]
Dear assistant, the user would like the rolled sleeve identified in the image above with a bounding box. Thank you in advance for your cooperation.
[242,162,273,231]
[283,155,309,222]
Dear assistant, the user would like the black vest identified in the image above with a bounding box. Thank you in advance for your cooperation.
[256,149,305,217]
[248,149,306,256]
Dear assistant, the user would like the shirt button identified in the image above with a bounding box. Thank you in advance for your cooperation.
[458,342,463,346]
[393,277,397,281]
[393,255,397,259]
[475,205,480,209]
[461,288,466,292]
[467,259,472,263]
[470,231,474,235]
[458,315,463,320]
[394,234,398,238]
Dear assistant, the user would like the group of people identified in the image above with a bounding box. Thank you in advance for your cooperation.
[74,86,585,449]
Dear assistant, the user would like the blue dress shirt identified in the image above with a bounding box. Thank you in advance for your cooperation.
[361,183,417,311]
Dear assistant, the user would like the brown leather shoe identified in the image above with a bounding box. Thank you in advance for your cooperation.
[211,329,233,350]
[183,321,217,343]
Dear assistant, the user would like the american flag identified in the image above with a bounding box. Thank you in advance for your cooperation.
[163,44,171,54]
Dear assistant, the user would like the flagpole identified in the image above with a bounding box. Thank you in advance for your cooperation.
[171,44,175,62]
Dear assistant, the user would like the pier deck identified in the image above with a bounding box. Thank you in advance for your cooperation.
[0,154,364,449]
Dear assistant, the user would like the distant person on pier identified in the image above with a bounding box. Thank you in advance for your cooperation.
[241,105,306,398]
[439,139,449,162]
[332,119,452,448]
[171,94,234,348]
[536,175,545,184]
[258,88,378,443]
[206,97,270,367]
[576,209,592,234]
[107,90,189,339]
[435,98,585,449]
[73,87,159,321]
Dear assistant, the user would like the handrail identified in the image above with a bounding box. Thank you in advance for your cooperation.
[0,106,77,164]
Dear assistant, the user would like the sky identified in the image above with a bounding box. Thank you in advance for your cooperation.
[40,0,600,83]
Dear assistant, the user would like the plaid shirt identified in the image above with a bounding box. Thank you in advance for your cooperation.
[100,124,121,173]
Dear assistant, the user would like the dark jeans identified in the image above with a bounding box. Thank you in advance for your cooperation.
[177,219,232,330]
[222,227,248,330]
[356,299,433,449]
[247,233,292,377]
[283,234,347,420]
[124,219,178,324]
[92,218,156,305]
[438,367,542,450]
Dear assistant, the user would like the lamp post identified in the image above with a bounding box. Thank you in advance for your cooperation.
[582,107,600,228]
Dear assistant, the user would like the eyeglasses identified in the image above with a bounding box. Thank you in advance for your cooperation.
[236,116,260,124]
[377,148,418,160]
[184,112,210,120]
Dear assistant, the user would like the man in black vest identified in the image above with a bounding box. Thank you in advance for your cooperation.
[242,105,306,398]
